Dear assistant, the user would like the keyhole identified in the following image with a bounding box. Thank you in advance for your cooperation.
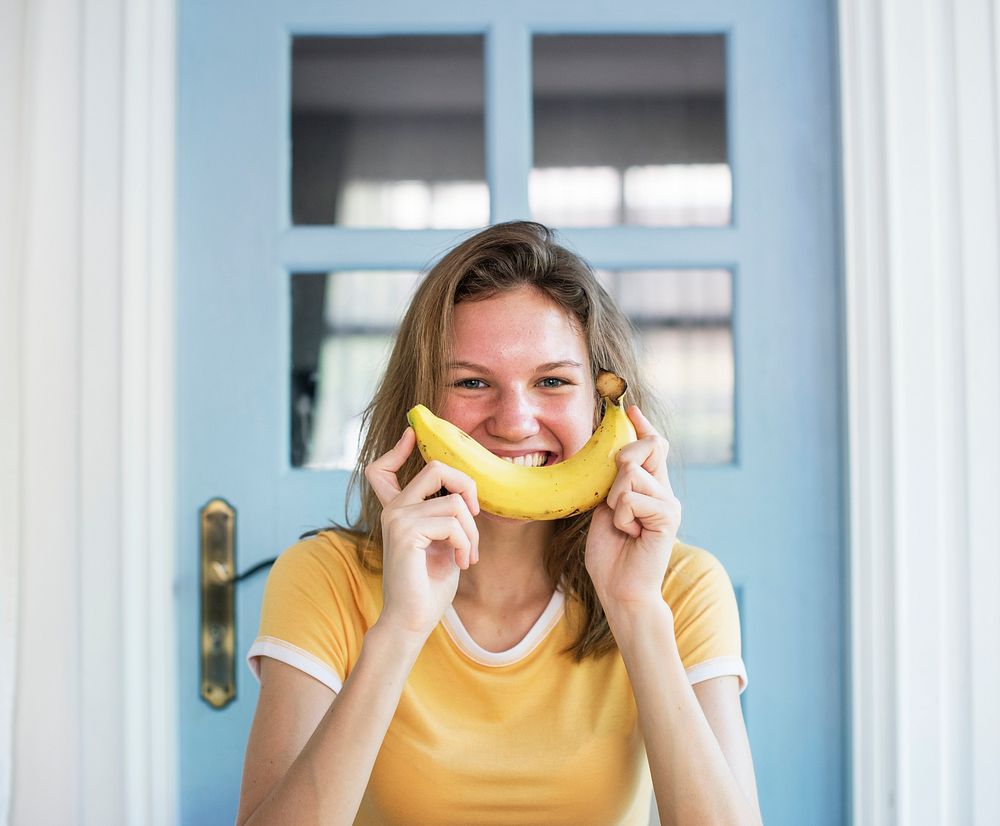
[208,623,225,652]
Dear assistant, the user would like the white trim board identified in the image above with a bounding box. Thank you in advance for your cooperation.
[840,0,1000,823]
[0,0,26,819]
[3,0,177,822]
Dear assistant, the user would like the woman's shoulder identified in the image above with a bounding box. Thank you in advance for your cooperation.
[664,540,745,687]
[668,538,728,573]
[662,540,735,601]
[253,529,381,688]
[271,528,380,593]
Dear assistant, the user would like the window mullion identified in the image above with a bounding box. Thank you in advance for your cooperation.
[486,21,532,222]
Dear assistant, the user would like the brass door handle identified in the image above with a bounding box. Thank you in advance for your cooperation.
[199,498,278,709]
[200,498,237,709]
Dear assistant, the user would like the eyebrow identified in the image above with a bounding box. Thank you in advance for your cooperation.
[447,360,585,373]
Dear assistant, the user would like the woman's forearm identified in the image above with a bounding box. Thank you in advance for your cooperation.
[241,621,425,826]
[606,600,761,826]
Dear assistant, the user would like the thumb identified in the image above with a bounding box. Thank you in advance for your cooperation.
[364,428,416,506]
[626,405,658,439]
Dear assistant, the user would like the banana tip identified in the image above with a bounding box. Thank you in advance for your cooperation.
[595,370,627,403]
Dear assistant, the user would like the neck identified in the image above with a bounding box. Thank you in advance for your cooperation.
[455,513,555,609]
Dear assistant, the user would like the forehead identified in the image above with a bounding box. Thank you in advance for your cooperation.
[449,287,588,366]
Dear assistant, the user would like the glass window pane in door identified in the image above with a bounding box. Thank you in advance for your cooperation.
[292,36,488,228]
[532,35,729,227]
[291,270,421,469]
[293,269,733,468]
[598,269,734,464]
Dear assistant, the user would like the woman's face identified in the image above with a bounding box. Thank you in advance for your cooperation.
[439,286,596,468]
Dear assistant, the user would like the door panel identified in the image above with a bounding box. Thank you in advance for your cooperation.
[178,2,843,824]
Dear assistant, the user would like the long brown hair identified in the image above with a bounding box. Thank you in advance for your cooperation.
[343,221,666,660]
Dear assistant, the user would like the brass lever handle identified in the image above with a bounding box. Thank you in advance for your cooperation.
[200,498,236,709]
[198,499,278,709]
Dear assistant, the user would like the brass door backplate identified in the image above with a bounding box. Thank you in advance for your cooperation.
[200,498,236,709]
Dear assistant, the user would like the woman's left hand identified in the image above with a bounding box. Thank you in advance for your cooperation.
[585,405,681,613]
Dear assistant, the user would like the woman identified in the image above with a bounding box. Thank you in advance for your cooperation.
[237,221,762,825]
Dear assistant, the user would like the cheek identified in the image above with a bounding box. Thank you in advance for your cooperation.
[545,395,596,450]
[437,394,484,434]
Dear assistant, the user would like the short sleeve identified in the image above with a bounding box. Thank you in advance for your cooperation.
[663,542,748,693]
[246,531,379,693]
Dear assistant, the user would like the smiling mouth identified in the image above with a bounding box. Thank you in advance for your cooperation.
[497,451,552,468]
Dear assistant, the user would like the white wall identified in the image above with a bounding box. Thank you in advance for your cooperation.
[840,0,1000,822]
[0,0,25,818]
[1,0,176,824]
[2,0,999,824]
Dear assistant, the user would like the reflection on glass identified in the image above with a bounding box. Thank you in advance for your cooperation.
[529,167,622,227]
[640,328,734,465]
[291,271,421,469]
[291,36,488,228]
[623,164,730,226]
[599,269,734,464]
[532,35,729,227]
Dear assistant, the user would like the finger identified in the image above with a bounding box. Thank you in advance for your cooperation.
[626,405,658,439]
[398,459,480,517]
[417,516,474,570]
[606,459,669,510]
[614,442,672,495]
[612,490,681,538]
[619,411,670,487]
[403,493,480,564]
[365,428,416,506]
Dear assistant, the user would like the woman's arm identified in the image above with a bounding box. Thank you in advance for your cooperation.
[605,600,762,826]
[237,428,480,825]
[237,623,425,826]
[585,406,760,825]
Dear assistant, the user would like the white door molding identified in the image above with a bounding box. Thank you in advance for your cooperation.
[118,0,179,821]
[2,0,177,823]
[0,0,26,820]
[839,0,1000,823]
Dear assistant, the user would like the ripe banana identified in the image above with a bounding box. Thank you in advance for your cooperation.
[406,385,636,520]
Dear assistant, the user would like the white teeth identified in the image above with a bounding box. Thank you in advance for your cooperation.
[499,452,548,467]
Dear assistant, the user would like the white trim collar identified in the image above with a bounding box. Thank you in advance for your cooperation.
[441,588,566,667]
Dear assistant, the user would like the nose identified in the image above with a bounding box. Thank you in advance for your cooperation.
[487,386,540,442]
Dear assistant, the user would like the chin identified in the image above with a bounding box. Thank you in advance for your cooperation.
[475,509,541,528]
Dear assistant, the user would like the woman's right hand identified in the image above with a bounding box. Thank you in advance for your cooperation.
[364,427,480,640]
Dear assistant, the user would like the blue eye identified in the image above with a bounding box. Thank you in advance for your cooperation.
[454,378,487,389]
[539,377,568,388]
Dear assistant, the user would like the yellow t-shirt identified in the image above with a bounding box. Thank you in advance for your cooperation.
[247,530,746,826]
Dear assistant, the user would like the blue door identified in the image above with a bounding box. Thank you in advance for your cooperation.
[177,2,843,823]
